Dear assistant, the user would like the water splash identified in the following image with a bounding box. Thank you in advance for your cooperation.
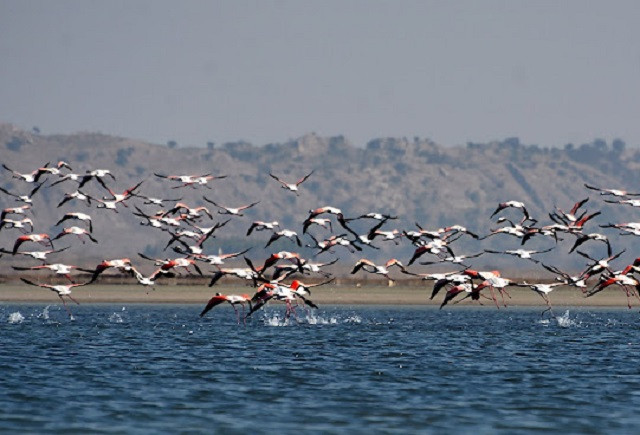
[109,313,124,323]
[305,312,338,325]
[38,305,51,320]
[556,310,577,328]
[7,312,25,324]
[343,315,362,324]
[262,313,289,326]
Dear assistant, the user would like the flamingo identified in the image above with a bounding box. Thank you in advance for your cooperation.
[541,263,587,291]
[203,197,260,216]
[302,217,332,234]
[163,220,228,254]
[515,281,564,316]
[20,278,89,318]
[577,250,625,280]
[569,233,611,256]
[420,252,484,267]
[1,204,31,221]
[51,226,98,244]
[36,161,72,176]
[490,200,531,222]
[584,183,640,197]
[604,198,640,208]
[82,258,133,282]
[127,266,174,291]
[0,246,69,263]
[245,283,302,322]
[131,193,182,206]
[199,293,253,324]
[351,258,405,281]
[0,182,44,204]
[193,248,251,266]
[271,258,337,280]
[246,220,280,236]
[439,283,475,309]
[57,190,92,208]
[269,170,314,195]
[483,248,553,264]
[155,173,225,189]
[162,202,213,219]
[79,169,116,189]
[207,267,260,287]
[0,217,34,233]
[12,233,53,254]
[345,212,398,222]
[408,241,455,266]
[428,274,472,300]
[2,163,49,183]
[264,229,302,248]
[55,212,93,233]
[550,197,589,224]
[587,274,640,308]
[307,234,362,255]
[12,263,83,283]
[102,179,145,204]
[49,172,85,187]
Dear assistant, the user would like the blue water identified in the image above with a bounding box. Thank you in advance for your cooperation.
[2,304,640,433]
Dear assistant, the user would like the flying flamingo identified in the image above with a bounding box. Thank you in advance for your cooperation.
[0,217,34,233]
[2,163,49,183]
[587,274,640,309]
[0,182,44,204]
[584,183,640,197]
[246,220,280,236]
[490,200,531,222]
[102,179,145,204]
[192,248,251,266]
[269,170,314,195]
[0,246,69,263]
[81,258,133,283]
[483,248,553,264]
[20,278,90,318]
[131,193,182,206]
[302,217,332,234]
[351,258,405,281]
[12,263,83,283]
[57,190,92,208]
[155,173,226,189]
[199,293,253,324]
[515,281,564,316]
[51,226,98,244]
[203,197,260,216]
[55,212,93,233]
[1,204,31,221]
[12,233,53,254]
[264,229,302,248]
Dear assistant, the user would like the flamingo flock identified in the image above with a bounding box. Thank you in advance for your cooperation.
[4,159,640,321]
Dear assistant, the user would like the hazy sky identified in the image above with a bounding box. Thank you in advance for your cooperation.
[1,1,639,148]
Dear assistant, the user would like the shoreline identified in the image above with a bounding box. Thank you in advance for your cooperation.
[0,283,636,308]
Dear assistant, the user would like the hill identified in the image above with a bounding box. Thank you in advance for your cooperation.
[1,123,638,275]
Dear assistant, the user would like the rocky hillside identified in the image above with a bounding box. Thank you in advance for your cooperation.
[1,123,638,274]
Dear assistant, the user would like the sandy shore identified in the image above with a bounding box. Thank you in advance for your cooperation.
[0,282,635,308]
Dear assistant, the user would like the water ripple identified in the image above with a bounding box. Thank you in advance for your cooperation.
[2,305,640,432]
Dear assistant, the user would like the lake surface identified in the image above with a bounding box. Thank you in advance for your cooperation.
[2,303,640,433]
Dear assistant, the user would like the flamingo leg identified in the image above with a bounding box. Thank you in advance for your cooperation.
[622,285,632,309]
[59,296,74,318]
[539,294,554,318]
[232,304,240,324]
[489,286,500,309]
